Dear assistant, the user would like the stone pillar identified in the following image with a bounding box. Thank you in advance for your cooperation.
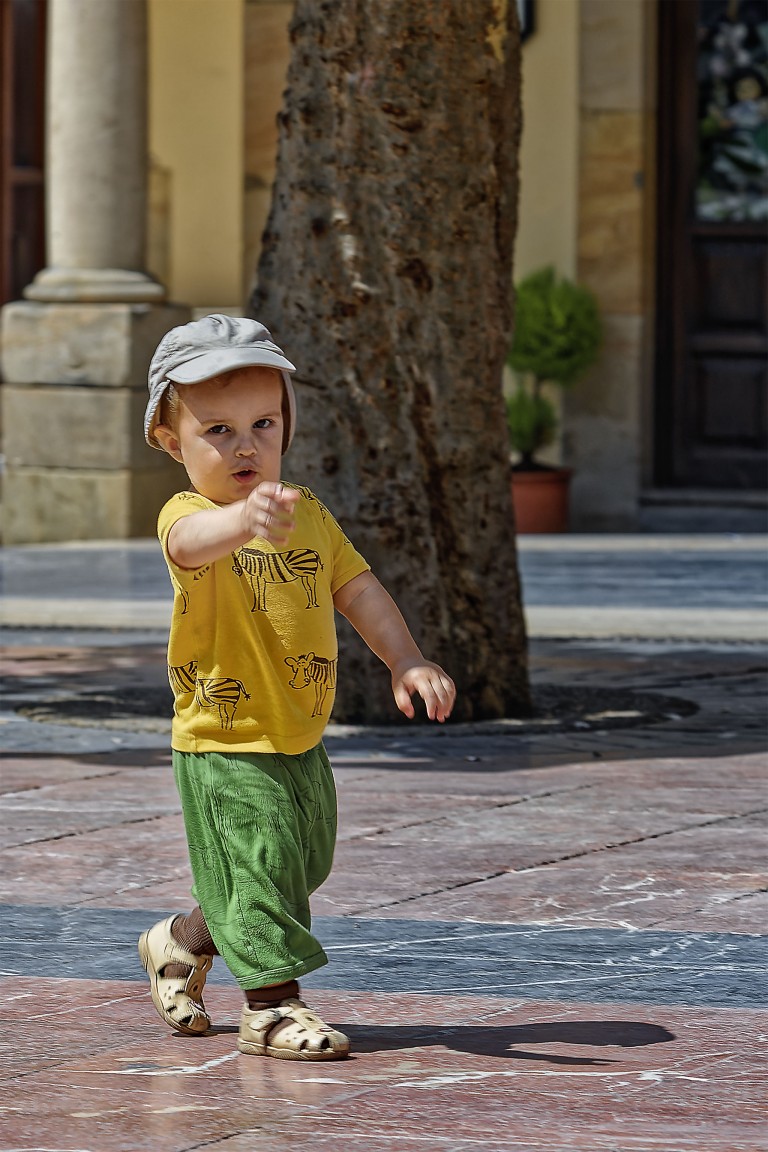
[27,0,163,303]
[0,0,189,544]
[563,0,655,531]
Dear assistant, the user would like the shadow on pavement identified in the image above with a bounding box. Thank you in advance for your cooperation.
[338,1019,676,1062]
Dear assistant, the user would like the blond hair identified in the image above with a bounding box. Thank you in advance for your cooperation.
[158,383,181,431]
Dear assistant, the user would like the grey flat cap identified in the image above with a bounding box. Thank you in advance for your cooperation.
[145,314,297,452]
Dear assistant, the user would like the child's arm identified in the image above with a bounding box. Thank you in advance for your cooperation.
[166,482,301,569]
[334,571,456,722]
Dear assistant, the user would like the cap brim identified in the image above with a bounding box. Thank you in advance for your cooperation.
[166,346,296,384]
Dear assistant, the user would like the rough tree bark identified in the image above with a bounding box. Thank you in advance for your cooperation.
[250,0,530,724]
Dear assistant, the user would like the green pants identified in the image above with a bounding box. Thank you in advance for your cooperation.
[172,745,337,989]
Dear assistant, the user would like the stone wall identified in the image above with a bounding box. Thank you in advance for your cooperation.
[565,0,657,530]
[1,302,188,543]
[147,0,244,308]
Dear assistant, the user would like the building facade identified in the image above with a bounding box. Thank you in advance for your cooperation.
[0,0,765,542]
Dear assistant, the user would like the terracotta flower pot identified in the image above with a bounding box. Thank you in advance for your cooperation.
[510,467,572,534]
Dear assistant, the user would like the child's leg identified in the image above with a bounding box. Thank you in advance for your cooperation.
[238,745,348,1058]
[138,913,213,1035]
[164,905,219,980]
[244,979,299,1009]
[173,746,348,1059]
[172,747,335,989]
[241,740,336,1009]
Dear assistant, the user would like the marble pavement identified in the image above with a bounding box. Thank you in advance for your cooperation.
[0,535,766,1151]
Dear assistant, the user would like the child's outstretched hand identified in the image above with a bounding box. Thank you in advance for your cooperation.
[392,661,456,723]
[242,482,301,547]
[333,571,457,723]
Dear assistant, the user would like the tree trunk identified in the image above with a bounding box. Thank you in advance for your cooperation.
[250,0,530,723]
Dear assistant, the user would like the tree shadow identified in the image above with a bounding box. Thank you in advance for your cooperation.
[336,1019,676,1065]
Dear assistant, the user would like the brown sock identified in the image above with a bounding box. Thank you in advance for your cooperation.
[165,907,218,980]
[244,979,300,1011]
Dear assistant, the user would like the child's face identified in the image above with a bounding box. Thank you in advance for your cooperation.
[155,366,284,504]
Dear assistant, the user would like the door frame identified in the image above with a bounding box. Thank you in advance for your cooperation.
[0,0,47,307]
[654,0,696,487]
[654,0,768,491]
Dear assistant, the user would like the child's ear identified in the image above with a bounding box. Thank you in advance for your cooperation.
[154,424,184,463]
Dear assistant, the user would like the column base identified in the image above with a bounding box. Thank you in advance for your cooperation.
[0,299,190,544]
[24,267,166,304]
[1,467,184,543]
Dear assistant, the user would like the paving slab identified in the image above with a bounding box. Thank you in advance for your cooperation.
[1,981,765,1152]
[0,534,766,1151]
[2,534,767,639]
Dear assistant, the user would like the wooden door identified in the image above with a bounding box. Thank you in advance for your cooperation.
[655,0,768,490]
[0,0,46,307]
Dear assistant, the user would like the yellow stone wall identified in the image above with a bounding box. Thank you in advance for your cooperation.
[146,0,656,528]
[516,0,579,281]
[565,0,656,528]
[148,0,244,308]
[512,0,581,467]
[149,0,585,308]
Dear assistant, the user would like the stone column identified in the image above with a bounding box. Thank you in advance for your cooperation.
[0,0,189,543]
[27,0,163,303]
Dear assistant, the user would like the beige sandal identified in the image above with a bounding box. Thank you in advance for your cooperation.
[138,915,212,1035]
[238,997,349,1060]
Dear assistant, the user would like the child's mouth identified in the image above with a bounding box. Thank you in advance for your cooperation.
[233,469,256,483]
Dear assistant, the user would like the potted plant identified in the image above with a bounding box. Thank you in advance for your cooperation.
[506,266,602,533]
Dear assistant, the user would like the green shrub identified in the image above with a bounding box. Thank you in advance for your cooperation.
[508,266,602,385]
[506,266,602,466]
[505,390,557,460]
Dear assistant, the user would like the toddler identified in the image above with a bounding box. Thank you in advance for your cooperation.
[138,314,455,1060]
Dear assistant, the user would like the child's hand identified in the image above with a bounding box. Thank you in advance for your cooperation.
[241,482,301,547]
[392,661,456,723]
[333,571,456,722]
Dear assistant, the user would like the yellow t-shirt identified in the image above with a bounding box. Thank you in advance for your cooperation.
[158,485,370,754]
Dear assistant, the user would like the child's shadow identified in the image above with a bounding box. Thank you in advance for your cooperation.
[337,1019,676,1067]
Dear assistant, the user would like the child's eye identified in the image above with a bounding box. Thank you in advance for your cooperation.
[207,424,229,435]
[254,418,272,429]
